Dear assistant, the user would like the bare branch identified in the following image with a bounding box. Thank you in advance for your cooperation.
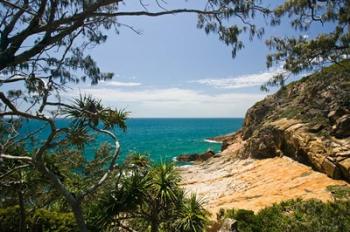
[0,153,32,162]
[94,8,222,17]
[79,127,120,200]
[0,0,35,16]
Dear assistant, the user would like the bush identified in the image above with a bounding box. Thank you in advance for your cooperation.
[224,199,350,232]
[0,206,20,232]
[0,206,78,232]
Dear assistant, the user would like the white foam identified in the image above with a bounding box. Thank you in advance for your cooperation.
[203,139,222,144]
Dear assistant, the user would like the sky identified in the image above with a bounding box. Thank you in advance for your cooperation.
[66,1,329,118]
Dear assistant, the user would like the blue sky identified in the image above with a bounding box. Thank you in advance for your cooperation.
[70,0,329,118]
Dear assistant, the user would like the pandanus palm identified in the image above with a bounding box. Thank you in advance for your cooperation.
[94,159,209,232]
[175,194,209,232]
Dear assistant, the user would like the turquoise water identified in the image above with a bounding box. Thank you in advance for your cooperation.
[19,118,243,163]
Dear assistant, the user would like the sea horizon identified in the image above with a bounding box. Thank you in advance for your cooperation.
[20,118,244,163]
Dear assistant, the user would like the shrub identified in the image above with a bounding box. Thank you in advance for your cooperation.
[225,199,350,232]
[0,206,78,232]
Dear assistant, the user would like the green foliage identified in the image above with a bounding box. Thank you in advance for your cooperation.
[197,1,268,58]
[0,206,20,232]
[327,185,350,201]
[149,163,181,205]
[224,198,350,232]
[92,157,209,232]
[0,206,78,232]
[266,0,350,86]
[124,152,151,169]
[31,209,78,232]
[174,194,209,232]
[64,95,128,131]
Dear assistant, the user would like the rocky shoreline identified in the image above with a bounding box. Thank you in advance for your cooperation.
[178,133,349,218]
[176,150,216,162]
[179,64,350,217]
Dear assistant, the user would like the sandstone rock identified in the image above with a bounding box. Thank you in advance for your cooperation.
[242,100,273,139]
[322,158,342,179]
[308,124,324,133]
[339,158,350,180]
[218,218,238,232]
[200,150,215,160]
[222,140,230,151]
[337,151,350,157]
[333,115,350,138]
[335,156,348,163]
[176,154,199,162]
[208,131,242,152]
[223,63,350,182]
[328,108,346,122]
[177,150,215,162]
[308,152,325,171]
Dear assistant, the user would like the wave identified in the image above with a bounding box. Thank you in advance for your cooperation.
[203,139,223,144]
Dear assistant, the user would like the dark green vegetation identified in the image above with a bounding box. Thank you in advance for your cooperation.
[0,153,209,232]
[0,207,77,232]
[215,185,350,232]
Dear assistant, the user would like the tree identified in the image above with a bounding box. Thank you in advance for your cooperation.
[0,1,270,231]
[262,0,350,90]
[95,160,209,232]
[174,194,209,232]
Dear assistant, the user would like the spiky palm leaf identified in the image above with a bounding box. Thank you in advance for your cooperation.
[174,194,209,232]
[150,163,181,205]
[63,94,128,131]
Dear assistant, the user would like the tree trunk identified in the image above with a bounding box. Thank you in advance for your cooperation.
[150,219,159,232]
[36,161,88,231]
[71,201,88,232]
[18,186,26,232]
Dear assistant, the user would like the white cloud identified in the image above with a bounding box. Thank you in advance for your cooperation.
[99,80,141,87]
[193,68,285,89]
[68,87,267,117]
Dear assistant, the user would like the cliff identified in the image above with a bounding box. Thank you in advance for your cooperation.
[225,62,350,181]
[179,63,350,216]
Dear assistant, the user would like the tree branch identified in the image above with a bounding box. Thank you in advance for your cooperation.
[0,164,30,180]
[79,127,120,200]
[0,153,32,162]
[0,0,35,16]
[94,8,221,17]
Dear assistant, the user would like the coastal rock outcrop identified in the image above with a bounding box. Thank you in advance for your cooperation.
[227,63,350,182]
[207,132,242,151]
[177,150,215,162]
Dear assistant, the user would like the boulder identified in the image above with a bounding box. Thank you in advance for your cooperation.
[218,218,238,232]
[328,108,346,122]
[308,124,324,133]
[200,150,215,161]
[339,158,350,180]
[176,154,199,162]
[242,99,273,139]
[333,114,350,138]
[322,158,342,179]
[177,150,215,162]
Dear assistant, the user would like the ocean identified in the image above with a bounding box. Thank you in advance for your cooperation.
[19,118,243,163]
